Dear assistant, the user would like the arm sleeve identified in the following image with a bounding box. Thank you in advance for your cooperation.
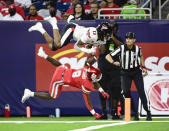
[82,93,93,111]
[139,47,143,57]
[110,47,121,57]
[82,80,95,92]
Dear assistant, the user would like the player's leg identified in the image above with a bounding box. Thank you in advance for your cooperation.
[21,67,64,103]
[59,23,76,47]
[46,17,76,49]
[99,93,107,119]
[28,22,54,50]
[49,82,63,99]
[98,71,108,119]
[34,92,54,100]
[108,70,121,119]
[21,89,54,103]
[44,16,61,50]
[48,65,65,98]
[108,85,121,119]
[37,47,62,67]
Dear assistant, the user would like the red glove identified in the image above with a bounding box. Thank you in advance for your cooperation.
[94,113,101,119]
[101,92,109,99]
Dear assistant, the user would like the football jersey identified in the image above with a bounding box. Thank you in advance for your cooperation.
[73,25,106,45]
[63,66,95,93]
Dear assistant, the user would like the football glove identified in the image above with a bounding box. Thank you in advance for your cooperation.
[101,92,109,99]
[94,113,101,119]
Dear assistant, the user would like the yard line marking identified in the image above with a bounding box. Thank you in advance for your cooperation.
[0,121,169,124]
[70,121,136,131]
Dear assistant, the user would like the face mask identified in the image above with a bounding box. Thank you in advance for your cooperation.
[9,9,16,16]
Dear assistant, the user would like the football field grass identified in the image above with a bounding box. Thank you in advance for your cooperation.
[0,116,169,131]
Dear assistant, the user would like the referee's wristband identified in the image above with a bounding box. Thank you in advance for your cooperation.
[112,61,115,65]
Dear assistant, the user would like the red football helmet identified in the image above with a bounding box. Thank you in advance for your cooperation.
[86,66,102,82]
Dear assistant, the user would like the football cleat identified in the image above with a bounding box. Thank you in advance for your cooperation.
[44,16,57,25]
[146,112,152,121]
[37,47,48,59]
[21,89,32,103]
[134,112,139,121]
[28,22,43,32]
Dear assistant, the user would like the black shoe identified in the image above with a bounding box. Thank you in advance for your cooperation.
[112,115,120,120]
[146,112,152,121]
[119,115,124,119]
[134,113,139,121]
[96,114,107,120]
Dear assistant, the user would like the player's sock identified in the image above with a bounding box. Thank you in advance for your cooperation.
[28,22,46,34]
[44,16,58,29]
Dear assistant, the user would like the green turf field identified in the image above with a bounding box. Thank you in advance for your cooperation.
[0,116,169,131]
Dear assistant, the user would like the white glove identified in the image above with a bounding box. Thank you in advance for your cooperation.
[37,47,48,59]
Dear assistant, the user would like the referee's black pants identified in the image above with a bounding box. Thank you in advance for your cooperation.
[121,68,150,113]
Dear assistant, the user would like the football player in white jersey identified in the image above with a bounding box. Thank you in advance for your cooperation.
[28,16,113,54]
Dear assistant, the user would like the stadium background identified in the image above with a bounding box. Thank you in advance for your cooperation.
[0,20,169,116]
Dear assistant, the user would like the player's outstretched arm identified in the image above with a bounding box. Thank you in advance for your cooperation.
[111,34,123,46]
[74,41,96,54]
[93,82,109,99]
[82,93,101,119]
[37,47,62,67]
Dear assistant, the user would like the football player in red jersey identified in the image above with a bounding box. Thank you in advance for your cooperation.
[21,47,109,119]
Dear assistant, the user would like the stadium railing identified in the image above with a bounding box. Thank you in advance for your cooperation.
[98,8,152,19]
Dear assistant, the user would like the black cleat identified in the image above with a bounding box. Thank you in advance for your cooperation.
[134,113,139,121]
[112,115,120,120]
[146,112,152,121]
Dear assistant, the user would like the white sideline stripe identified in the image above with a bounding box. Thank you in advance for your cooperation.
[0,120,169,124]
[70,121,136,131]
[0,121,120,123]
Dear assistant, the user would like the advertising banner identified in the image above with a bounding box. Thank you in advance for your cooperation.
[137,43,169,116]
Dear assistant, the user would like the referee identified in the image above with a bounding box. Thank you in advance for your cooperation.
[105,32,152,121]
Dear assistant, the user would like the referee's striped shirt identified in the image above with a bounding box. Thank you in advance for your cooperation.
[110,44,142,70]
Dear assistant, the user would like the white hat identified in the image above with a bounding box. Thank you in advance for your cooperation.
[128,0,137,4]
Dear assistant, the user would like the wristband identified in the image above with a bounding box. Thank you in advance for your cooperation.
[98,88,104,93]
[112,61,115,65]
[90,109,96,115]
